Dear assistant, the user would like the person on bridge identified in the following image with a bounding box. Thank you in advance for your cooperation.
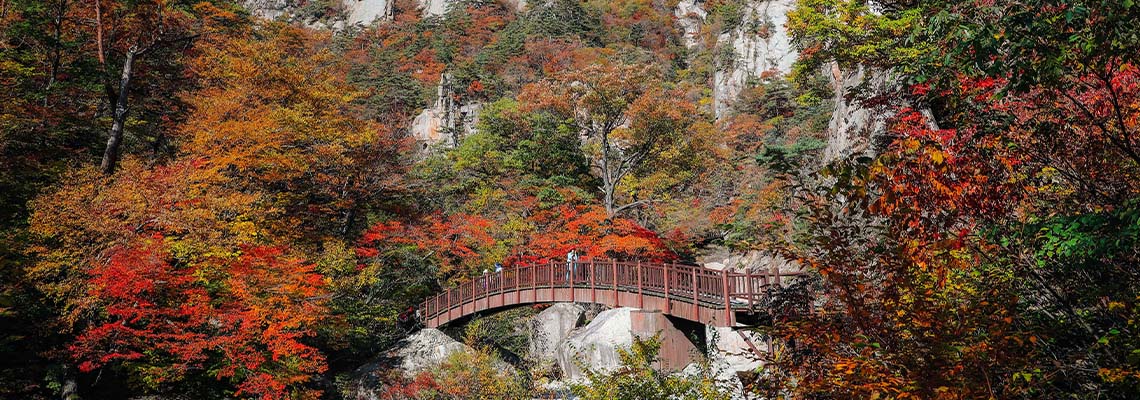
[494,262,503,289]
[482,268,489,291]
[566,249,577,283]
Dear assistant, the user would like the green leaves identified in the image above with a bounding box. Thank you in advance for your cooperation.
[1034,202,1140,262]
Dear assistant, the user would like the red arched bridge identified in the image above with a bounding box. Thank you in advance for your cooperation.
[420,259,802,328]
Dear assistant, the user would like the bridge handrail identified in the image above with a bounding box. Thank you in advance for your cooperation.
[419,258,803,324]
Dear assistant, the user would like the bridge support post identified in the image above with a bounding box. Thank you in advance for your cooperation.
[692,266,699,322]
[549,260,554,302]
[746,268,754,311]
[664,263,671,315]
[612,259,618,308]
[590,260,596,305]
[722,270,732,325]
[637,260,643,309]
[516,265,521,305]
[572,260,577,303]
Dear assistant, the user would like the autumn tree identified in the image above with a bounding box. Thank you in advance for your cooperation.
[71,235,328,399]
[85,0,241,174]
[179,22,409,241]
[24,21,409,397]
[750,0,1140,398]
[520,61,700,217]
[524,202,678,262]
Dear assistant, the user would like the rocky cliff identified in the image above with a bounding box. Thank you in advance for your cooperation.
[677,0,782,117]
[345,0,394,24]
[243,0,512,26]
[822,64,894,162]
[409,73,483,150]
[675,0,708,49]
[241,0,390,25]
[673,0,889,160]
[708,0,799,118]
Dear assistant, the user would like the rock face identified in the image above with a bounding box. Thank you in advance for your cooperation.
[713,0,798,118]
[822,64,894,162]
[242,0,393,25]
[529,303,586,364]
[344,0,394,25]
[419,0,524,17]
[418,0,450,16]
[410,74,483,150]
[557,308,699,381]
[706,325,765,392]
[244,0,524,28]
[503,0,528,12]
[243,0,291,20]
[393,328,471,373]
[675,0,708,49]
[698,245,799,275]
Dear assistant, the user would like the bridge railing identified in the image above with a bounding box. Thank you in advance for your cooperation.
[420,259,802,324]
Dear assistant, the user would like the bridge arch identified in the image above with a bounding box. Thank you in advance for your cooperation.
[419,259,799,328]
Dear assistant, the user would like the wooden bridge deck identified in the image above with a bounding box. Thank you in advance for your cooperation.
[420,259,801,328]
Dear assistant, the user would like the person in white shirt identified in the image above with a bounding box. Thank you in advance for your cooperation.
[566,250,577,283]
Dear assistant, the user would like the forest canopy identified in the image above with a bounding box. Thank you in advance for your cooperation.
[1,0,1138,399]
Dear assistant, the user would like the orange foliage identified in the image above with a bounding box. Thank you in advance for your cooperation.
[26,22,403,397]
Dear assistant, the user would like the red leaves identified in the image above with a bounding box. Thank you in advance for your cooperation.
[356,203,676,281]
[72,236,210,380]
[71,236,328,399]
[379,371,441,399]
[357,214,498,278]
[875,105,1024,238]
[210,246,327,399]
[523,204,676,263]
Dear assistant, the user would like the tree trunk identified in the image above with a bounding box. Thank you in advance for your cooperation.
[59,364,80,400]
[599,123,617,217]
[603,181,616,217]
[43,0,68,104]
[100,47,136,175]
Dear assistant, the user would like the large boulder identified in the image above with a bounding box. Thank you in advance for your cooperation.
[706,326,764,389]
[343,329,468,400]
[528,303,586,364]
[557,308,700,381]
[393,328,471,373]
